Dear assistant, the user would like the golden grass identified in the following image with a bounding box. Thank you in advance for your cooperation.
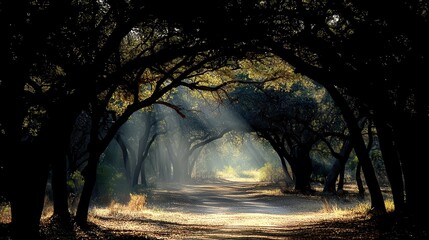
[319,200,348,216]
[320,198,396,218]
[104,193,147,216]
[0,203,11,223]
[128,193,146,211]
[107,201,123,216]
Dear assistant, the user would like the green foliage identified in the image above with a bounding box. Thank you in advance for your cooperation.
[67,170,85,191]
[348,156,359,173]
[311,160,330,183]
[258,163,284,183]
[96,164,131,205]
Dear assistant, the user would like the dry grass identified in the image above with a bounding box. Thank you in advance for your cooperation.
[0,203,11,223]
[128,193,146,211]
[102,193,147,217]
[320,197,396,219]
[319,199,349,216]
[2,182,399,240]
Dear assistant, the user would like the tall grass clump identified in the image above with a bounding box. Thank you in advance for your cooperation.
[107,193,147,216]
[128,193,146,211]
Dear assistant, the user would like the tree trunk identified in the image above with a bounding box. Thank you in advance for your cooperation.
[356,161,365,199]
[337,162,346,192]
[292,145,313,193]
[325,85,386,213]
[165,140,177,181]
[48,114,73,224]
[188,147,204,178]
[10,145,49,239]
[261,133,295,186]
[156,147,167,181]
[51,152,71,223]
[133,117,152,186]
[374,115,405,213]
[76,110,104,226]
[324,159,341,193]
[133,133,158,187]
[323,139,353,193]
[395,114,428,220]
[75,152,98,226]
[115,133,132,185]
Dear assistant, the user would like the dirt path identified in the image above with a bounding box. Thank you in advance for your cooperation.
[146,180,318,215]
[89,180,377,239]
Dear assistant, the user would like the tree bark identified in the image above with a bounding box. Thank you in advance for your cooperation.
[395,113,427,220]
[374,115,405,213]
[323,139,352,193]
[75,108,104,226]
[10,144,49,239]
[188,147,204,177]
[261,133,296,186]
[292,145,313,193]
[75,153,98,226]
[115,133,132,185]
[325,85,385,213]
[356,161,365,199]
[133,133,159,187]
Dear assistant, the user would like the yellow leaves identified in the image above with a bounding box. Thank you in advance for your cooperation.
[107,53,310,115]
[107,87,134,115]
[24,82,36,94]
[238,56,301,91]
[22,105,47,136]
[178,54,310,102]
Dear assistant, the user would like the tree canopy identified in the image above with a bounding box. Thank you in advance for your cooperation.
[0,1,428,238]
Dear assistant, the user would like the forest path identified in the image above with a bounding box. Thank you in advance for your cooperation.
[146,180,321,215]
[90,180,374,239]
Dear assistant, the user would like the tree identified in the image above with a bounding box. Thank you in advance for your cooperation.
[230,80,323,192]
[2,0,427,235]
[258,1,427,219]
[0,0,258,233]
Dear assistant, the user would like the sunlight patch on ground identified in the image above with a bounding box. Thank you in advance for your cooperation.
[91,205,347,228]
[89,205,357,240]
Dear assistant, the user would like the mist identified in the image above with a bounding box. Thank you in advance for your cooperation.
[95,86,282,203]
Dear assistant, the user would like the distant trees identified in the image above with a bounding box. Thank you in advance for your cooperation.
[228,77,347,193]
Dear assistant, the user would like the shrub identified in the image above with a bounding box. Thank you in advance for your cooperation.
[258,163,284,183]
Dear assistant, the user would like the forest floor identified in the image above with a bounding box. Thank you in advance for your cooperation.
[1,180,427,239]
